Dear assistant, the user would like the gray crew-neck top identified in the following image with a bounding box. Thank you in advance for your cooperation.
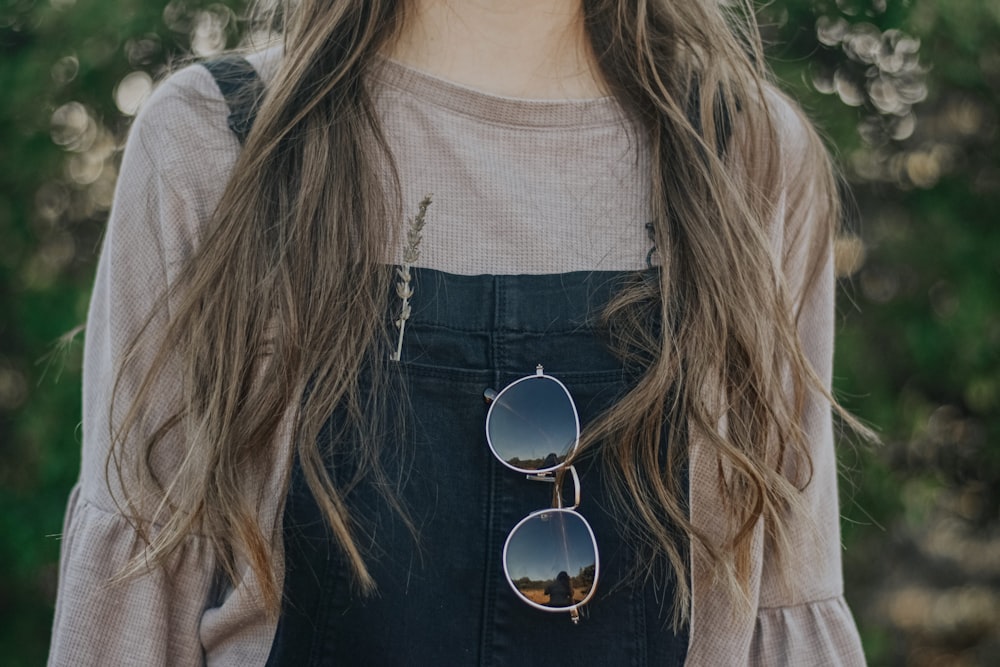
[371,54,652,275]
[47,45,864,667]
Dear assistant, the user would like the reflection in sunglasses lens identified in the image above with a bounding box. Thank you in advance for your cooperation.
[504,511,597,610]
[488,377,578,472]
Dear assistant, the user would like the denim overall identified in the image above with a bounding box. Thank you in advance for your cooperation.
[265,269,688,666]
[202,58,688,667]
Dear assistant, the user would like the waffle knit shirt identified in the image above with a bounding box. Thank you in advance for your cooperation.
[48,46,865,666]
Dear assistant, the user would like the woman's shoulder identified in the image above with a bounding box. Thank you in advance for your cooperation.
[758,83,832,191]
[111,45,283,251]
[127,44,283,180]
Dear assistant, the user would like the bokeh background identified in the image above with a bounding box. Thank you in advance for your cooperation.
[1,0,997,664]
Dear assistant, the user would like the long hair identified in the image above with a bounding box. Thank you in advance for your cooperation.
[110,0,865,627]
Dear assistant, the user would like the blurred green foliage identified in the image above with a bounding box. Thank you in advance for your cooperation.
[765,2,1000,663]
[1,0,997,665]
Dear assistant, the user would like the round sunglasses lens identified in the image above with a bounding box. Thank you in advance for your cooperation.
[487,376,578,472]
[504,510,598,610]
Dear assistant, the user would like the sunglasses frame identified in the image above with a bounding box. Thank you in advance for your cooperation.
[501,506,601,621]
[485,366,600,624]
[485,367,581,476]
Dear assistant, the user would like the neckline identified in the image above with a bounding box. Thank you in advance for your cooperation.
[371,56,625,129]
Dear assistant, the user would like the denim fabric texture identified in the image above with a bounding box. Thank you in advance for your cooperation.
[266,268,689,666]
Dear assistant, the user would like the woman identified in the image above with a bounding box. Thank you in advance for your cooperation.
[49,0,868,664]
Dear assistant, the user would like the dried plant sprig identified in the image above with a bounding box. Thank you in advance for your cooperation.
[391,194,432,362]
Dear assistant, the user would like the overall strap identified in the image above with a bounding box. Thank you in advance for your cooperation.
[201,56,265,145]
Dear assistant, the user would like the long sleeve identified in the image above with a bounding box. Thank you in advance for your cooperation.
[686,92,865,666]
[48,56,284,666]
[748,95,866,665]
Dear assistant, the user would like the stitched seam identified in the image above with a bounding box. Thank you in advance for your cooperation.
[405,320,600,335]
[757,594,846,612]
[70,497,218,538]
[377,81,624,132]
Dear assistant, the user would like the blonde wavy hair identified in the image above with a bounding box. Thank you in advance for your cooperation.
[110,0,867,628]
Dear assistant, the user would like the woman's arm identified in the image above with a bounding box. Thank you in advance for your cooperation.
[748,94,866,666]
[685,92,866,666]
[48,62,281,666]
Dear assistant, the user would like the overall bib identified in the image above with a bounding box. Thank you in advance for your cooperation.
[265,269,688,666]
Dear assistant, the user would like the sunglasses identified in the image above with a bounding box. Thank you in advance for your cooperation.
[484,365,600,624]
